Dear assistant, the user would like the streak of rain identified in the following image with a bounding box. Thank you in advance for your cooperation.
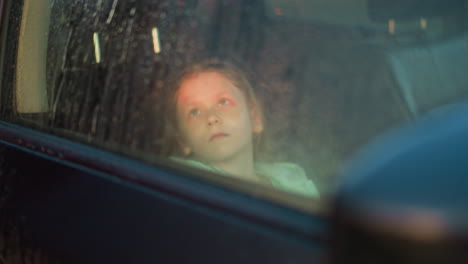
[106,0,119,24]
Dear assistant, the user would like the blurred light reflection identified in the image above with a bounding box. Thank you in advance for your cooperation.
[388,19,395,34]
[152,27,161,54]
[420,17,427,30]
[274,8,283,16]
[93,32,101,63]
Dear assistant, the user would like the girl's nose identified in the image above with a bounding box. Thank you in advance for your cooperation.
[207,110,221,126]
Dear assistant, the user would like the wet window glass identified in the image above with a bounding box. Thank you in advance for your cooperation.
[3,0,468,206]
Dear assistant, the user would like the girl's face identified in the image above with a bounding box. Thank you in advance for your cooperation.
[175,71,263,164]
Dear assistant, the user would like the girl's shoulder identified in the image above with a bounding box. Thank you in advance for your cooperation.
[256,162,320,198]
[170,157,320,198]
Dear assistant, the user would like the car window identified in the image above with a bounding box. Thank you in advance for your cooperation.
[2,0,468,209]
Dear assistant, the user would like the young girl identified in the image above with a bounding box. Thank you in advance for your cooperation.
[163,59,319,198]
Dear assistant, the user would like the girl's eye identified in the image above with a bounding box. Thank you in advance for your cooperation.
[189,108,201,117]
[218,98,230,106]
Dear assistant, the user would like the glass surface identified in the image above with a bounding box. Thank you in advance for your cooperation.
[3,0,468,207]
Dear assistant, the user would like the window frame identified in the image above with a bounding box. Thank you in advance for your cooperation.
[0,119,327,236]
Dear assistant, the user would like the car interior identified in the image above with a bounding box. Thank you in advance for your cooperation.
[1,0,468,263]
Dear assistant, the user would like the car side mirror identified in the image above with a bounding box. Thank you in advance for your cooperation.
[331,105,468,264]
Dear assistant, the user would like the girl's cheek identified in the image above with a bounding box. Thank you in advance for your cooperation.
[186,114,206,126]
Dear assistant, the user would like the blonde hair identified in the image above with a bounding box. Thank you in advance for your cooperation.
[162,58,267,159]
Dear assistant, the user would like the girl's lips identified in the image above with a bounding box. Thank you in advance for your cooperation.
[210,132,229,141]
